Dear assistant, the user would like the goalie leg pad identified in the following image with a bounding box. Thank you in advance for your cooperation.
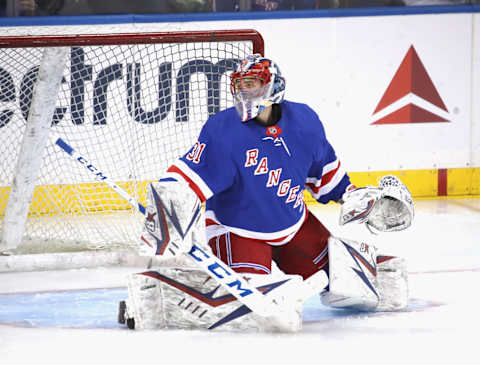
[376,255,408,311]
[320,237,409,311]
[124,267,304,332]
[125,272,167,330]
[320,236,379,311]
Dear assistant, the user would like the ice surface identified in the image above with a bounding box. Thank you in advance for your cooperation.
[0,198,479,365]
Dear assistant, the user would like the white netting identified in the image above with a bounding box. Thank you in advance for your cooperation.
[0,31,258,257]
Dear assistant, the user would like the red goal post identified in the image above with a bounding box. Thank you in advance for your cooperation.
[0,29,264,271]
[0,29,264,50]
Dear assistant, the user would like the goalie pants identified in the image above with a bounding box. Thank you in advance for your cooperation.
[208,211,330,279]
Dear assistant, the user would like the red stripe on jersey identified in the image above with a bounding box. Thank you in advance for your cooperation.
[263,208,308,243]
[207,218,291,244]
[305,182,318,194]
[306,161,341,194]
[321,161,341,187]
[167,165,206,203]
[237,229,297,244]
[206,208,307,245]
[267,235,291,243]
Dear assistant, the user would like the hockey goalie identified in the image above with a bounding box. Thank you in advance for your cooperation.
[118,54,414,332]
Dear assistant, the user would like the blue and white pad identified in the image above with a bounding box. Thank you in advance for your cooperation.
[124,268,305,332]
[321,237,379,311]
[321,237,409,311]
[136,180,205,258]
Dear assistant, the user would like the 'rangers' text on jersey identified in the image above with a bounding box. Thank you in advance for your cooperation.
[167,100,351,244]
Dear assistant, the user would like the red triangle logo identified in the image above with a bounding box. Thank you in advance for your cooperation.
[372,104,449,125]
[372,45,449,124]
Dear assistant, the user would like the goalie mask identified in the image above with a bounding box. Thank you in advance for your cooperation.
[230,54,286,122]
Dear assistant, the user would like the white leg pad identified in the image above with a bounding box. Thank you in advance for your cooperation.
[125,267,305,332]
[126,272,167,330]
[320,237,379,311]
[243,273,304,333]
[376,255,408,311]
[320,237,409,311]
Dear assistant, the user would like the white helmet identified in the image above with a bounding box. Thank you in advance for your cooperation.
[230,54,286,121]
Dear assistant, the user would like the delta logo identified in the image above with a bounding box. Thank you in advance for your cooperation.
[371,45,450,125]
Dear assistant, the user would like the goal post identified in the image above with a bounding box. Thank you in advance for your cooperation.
[0,29,264,271]
[1,47,69,252]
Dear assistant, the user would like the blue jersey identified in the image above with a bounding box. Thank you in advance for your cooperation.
[167,100,351,244]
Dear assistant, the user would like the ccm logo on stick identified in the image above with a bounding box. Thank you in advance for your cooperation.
[76,156,107,181]
[188,245,253,298]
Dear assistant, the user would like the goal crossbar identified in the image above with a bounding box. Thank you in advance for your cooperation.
[0,29,265,51]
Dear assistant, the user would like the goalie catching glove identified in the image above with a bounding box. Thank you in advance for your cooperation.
[339,175,414,233]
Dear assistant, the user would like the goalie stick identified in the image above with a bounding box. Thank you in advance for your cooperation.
[55,137,321,325]
[55,138,146,215]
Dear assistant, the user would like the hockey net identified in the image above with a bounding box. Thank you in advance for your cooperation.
[0,29,264,271]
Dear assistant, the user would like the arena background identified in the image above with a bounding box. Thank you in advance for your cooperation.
[1,5,479,207]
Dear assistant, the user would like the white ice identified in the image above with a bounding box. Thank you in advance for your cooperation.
[0,198,479,365]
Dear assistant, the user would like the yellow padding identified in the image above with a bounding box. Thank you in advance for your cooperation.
[0,181,151,217]
[304,167,480,204]
[448,168,480,195]
[0,186,10,216]
[348,169,437,197]
[1,167,479,216]
[304,169,437,204]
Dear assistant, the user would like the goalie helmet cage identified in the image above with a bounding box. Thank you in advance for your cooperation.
[0,29,264,272]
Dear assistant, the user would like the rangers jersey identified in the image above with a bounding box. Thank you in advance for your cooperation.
[167,100,351,244]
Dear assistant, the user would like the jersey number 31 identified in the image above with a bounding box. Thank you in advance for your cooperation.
[186,141,206,164]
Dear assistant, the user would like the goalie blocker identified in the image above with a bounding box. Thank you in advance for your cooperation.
[118,179,409,332]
